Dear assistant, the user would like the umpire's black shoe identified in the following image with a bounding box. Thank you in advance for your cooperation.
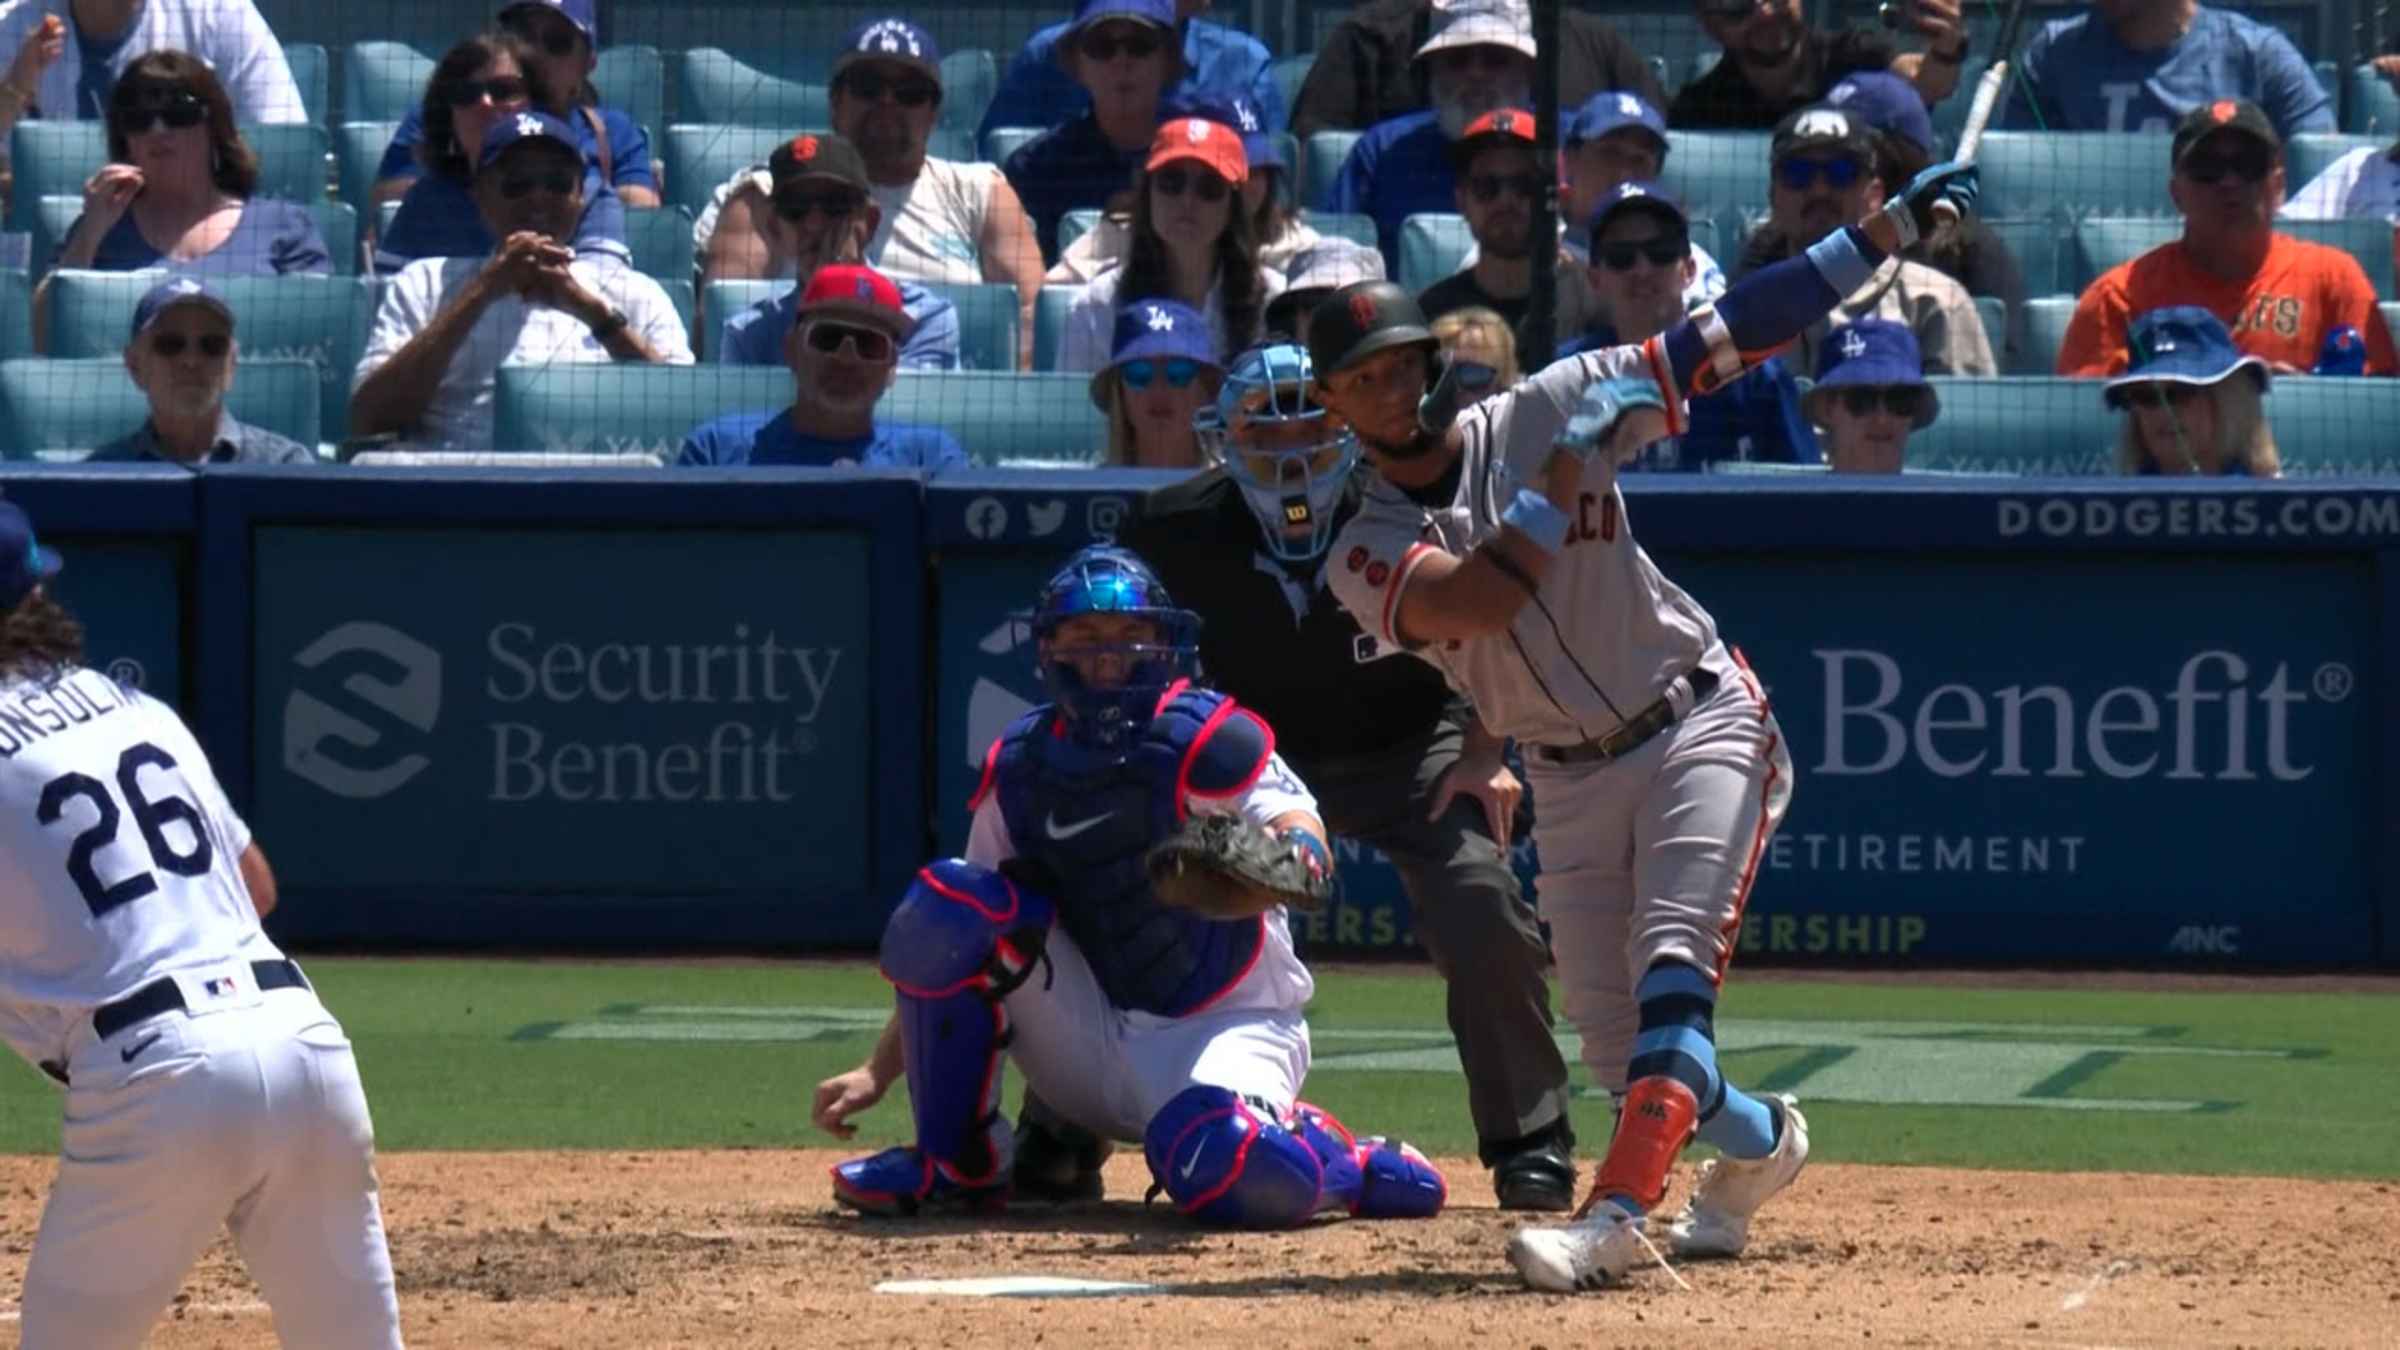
[1493,1144,1577,1212]
[1011,1116,1111,1204]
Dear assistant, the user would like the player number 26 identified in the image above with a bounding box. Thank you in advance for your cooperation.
[35,742,215,919]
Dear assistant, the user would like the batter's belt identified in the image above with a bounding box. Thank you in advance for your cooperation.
[1529,667,1720,767]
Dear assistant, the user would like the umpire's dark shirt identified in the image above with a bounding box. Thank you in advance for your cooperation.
[1117,467,1456,767]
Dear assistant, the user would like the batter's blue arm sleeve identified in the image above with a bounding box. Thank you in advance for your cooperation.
[1660,225,1890,392]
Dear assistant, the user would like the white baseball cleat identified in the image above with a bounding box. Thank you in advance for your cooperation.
[1506,1205,1649,1292]
[1664,1094,1810,1259]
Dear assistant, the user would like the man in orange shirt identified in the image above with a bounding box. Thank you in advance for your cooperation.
[2057,98,2396,377]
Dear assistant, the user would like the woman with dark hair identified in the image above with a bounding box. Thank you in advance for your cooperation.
[1047,94,1321,284]
[373,30,626,275]
[48,49,327,278]
[1059,117,1281,372]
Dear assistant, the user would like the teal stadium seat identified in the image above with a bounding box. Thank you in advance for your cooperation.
[982,125,1044,167]
[2383,301,2400,342]
[2017,296,2078,375]
[492,364,1100,462]
[675,47,996,142]
[285,42,328,124]
[2075,216,2396,298]
[2344,64,2400,136]
[1908,377,2113,474]
[1983,216,2066,295]
[1608,7,1715,98]
[377,199,400,238]
[1973,294,2006,358]
[2270,377,2400,475]
[0,271,29,358]
[1059,208,1105,254]
[664,123,970,218]
[1659,131,1773,220]
[1303,131,1361,210]
[2285,133,2387,189]
[11,123,329,227]
[1034,285,1075,371]
[35,196,360,276]
[336,120,400,218]
[702,279,778,360]
[624,206,693,282]
[656,278,696,339]
[1269,54,1311,122]
[593,46,667,147]
[45,270,376,440]
[0,356,320,458]
[1977,133,2179,219]
[341,40,434,124]
[1398,213,1472,292]
[1305,211,1376,249]
[701,278,1019,369]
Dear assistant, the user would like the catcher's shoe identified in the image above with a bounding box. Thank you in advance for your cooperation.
[1011,1114,1111,1205]
[831,1146,1008,1218]
[1492,1143,1576,1213]
[1506,1205,1654,1292]
[1664,1095,1810,1259]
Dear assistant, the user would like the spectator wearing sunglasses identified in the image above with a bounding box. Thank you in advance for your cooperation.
[1747,105,1993,377]
[1804,318,1933,474]
[1059,117,1281,372]
[1322,0,1537,259]
[2105,306,2279,476]
[1417,109,1543,335]
[1048,93,1318,284]
[1668,0,1963,131]
[1093,298,1225,466]
[715,132,960,370]
[1002,0,1186,265]
[45,49,327,289]
[679,263,964,468]
[2059,100,2395,378]
[2001,0,2329,138]
[1561,182,1814,470]
[90,277,310,464]
[980,0,1280,149]
[374,31,629,277]
[1292,0,1662,140]
[0,0,306,134]
[370,2,659,213]
[350,111,691,451]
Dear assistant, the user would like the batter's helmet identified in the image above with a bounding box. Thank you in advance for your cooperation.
[1306,281,1437,379]
[1026,545,1201,755]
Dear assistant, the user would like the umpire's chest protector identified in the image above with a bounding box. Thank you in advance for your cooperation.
[990,686,1270,1019]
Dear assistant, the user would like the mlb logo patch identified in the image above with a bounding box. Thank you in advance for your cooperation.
[202,976,239,1000]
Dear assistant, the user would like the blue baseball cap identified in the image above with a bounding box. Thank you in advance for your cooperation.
[1165,90,1282,171]
[1565,90,1667,153]
[1587,179,1686,236]
[477,109,582,173]
[1092,299,1219,408]
[0,501,62,609]
[1067,0,1175,37]
[1809,318,1937,428]
[1824,70,1935,162]
[129,276,234,341]
[499,0,596,44]
[2104,306,2268,408]
[832,18,943,85]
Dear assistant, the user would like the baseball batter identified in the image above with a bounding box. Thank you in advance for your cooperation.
[1314,160,1980,1289]
[0,503,402,1347]
[814,545,1447,1227]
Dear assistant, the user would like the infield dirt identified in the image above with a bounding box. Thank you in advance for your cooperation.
[3,1149,2394,1348]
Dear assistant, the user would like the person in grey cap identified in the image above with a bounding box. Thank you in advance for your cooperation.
[1264,236,1385,343]
[91,278,313,465]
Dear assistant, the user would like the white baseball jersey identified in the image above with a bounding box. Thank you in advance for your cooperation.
[1327,347,1720,748]
[0,667,274,1072]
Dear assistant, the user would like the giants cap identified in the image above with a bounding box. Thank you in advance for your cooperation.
[769,132,871,194]
[2172,98,2281,164]
[1306,281,1437,378]
[1446,107,1535,169]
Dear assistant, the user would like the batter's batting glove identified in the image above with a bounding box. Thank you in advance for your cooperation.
[1557,378,1672,465]
[1886,160,1979,245]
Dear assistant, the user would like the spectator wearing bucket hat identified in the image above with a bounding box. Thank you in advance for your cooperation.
[1292,0,1662,139]
[980,0,1281,147]
[1806,317,1936,474]
[1265,236,1386,343]
[1002,0,1190,263]
[91,278,312,464]
[1093,297,1225,465]
[1058,116,1284,372]
[2105,305,2280,477]
[680,263,965,468]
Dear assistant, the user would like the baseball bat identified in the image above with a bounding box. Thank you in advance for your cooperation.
[1920,0,2033,228]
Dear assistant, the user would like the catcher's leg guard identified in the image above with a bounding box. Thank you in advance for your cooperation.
[1292,1104,1447,1219]
[1142,1085,1325,1229]
[878,860,1055,1186]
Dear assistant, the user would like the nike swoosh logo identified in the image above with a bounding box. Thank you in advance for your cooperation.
[1045,809,1114,841]
[120,1033,162,1064]
[1179,1145,1206,1180]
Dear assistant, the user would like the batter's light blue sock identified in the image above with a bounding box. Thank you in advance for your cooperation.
[1626,962,1781,1165]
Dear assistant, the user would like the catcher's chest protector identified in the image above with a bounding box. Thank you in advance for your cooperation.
[993,690,1266,1018]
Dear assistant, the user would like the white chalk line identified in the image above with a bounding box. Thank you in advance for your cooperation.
[0,1297,271,1323]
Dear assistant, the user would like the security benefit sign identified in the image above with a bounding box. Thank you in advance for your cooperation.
[1669,553,2371,964]
[252,527,871,902]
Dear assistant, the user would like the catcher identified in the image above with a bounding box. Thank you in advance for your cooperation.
[814,544,1447,1227]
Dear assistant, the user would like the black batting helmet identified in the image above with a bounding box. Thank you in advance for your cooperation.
[1307,281,1438,378]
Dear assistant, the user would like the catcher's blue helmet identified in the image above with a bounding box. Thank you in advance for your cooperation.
[1028,545,1201,753]
[1194,343,1362,561]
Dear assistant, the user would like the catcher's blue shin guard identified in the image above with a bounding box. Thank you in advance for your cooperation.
[1292,1103,1448,1219]
[1628,962,1780,1165]
[877,860,1055,1186]
[1142,1088,1447,1228]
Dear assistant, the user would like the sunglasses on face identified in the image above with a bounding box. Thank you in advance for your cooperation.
[444,76,532,107]
[498,167,578,199]
[149,332,231,359]
[775,192,862,222]
[1595,235,1686,271]
[1466,171,1545,204]
[1152,166,1230,202]
[114,87,205,133]
[2179,147,2272,185]
[2117,381,2207,410]
[1080,28,1164,62]
[1119,357,1203,390]
[503,15,584,56]
[1776,156,1864,192]
[802,320,896,362]
[1837,385,1923,418]
[842,70,941,107]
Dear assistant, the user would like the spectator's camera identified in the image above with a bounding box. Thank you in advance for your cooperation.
[1876,1,1911,28]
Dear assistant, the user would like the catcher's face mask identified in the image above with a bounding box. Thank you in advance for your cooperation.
[1197,343,1362,561]
[1027,546,1201,754]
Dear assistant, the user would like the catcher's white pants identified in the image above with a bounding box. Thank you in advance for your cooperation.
[20,983,402,1350]
[1526,648,1794,1097]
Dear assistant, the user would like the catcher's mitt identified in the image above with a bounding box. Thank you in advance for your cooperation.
[1145,814,1334,918]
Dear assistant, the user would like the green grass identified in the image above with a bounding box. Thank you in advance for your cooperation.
[3,958,2394,1181]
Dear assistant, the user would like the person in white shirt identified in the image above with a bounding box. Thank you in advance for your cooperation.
[2282,137,2400,226]
[350,109,692,451]
[0,0,306,133]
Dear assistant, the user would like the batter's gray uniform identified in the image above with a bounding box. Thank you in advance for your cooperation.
[1327,348,1795,1095]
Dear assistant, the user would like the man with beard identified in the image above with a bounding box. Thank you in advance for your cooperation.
[1667,0,1966,130]
[1321,0,1534,259]
[91,278,313,464]
[1416,109,1541,336]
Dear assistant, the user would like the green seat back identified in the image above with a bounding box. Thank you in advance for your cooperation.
[11,122,328,227]
[0,356,320,458]
[341,40,435,124]
[1398,213,1472,293]
[1907,377,2113,475]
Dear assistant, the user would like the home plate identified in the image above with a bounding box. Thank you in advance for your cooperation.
[875,1276,1164,1298]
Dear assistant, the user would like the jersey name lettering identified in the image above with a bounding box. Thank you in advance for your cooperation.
[1566,492,1620,546]
[0,671,134,760]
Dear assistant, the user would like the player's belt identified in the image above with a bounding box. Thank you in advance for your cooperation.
[1531,667,1720,767]
[91,959,310,1040]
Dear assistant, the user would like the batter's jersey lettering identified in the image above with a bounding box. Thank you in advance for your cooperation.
[0,669,273,1070]
[1327,348,1719,747]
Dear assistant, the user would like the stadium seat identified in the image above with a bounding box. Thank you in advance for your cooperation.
[1659,131,1774,220]
[675,47,996,140]
[2271,375,2400,474]
[1269,53,1311,122]
[593,45,667,145]
[1303,130,1362,211]
[336,120,401,219]
[2285,133,2387,189]
[0,356,320,458]
[1034,284,1075,371]
[1973,294,2006,359]
[1611,11,1716,103]
[658,277,696,338]
[342,40,435,124]
[1059,208,1104,254]
[1927,57,1989,147]
[286,42,329,125]
[2074,216,2396,299]
[1305,210,1376,249]
[921,281,1023,371]
[982,125,1043,166]
[33,196,362,277]
[1977,132,2179,219]
[0,270,29,358]
[10,122,330,226]
[702,279,780,361]
[2017,295,2078,376]
[2344,63,2400,136]
[1908,377,2114,474]
[1398,213,1472,292]
[1982,216,2066,295]
[624,206,694,283]
[491,364,1100,462]
[377,199,401,238]
[664,123,970,217]
[2383,301,2400,342]
[45,270,376,441]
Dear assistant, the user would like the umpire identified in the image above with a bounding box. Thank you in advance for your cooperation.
[1069,340,1575,1209]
